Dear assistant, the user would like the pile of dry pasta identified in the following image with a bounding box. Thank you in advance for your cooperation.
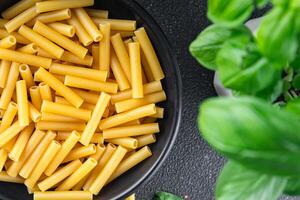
[0,0,166,199]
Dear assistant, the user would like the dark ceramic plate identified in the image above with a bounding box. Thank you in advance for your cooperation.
[0,0,182,199]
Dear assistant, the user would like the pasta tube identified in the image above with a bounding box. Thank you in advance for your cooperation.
[35,67,83,108]
[33,21,88,59]
[33,9,71,24]
[16,80,30,126]
[38,159,82,191]
[25,141,61,189]
[0,149,8,172]
[99,23,110,71]
[36,0,94,13]
[28,102,42,122]
[67,13,93,46]
[111,50,130,91]
[88,146,127,195]
[115,91,166,113]
[108,146,152,182]
[36,121,86,131]
[62,144,96,163]
[74,8,102,42]
[49,63,107,82]
[45,131,80,176]
[19,64,35,88]
[39,82,53,101]
[57,132,103,144]
[19,131,56,178]
[99,104,157,130]
[80,92,111,146]
[129,42,143,98]
[0,60,11,88]
[19,25,64,59]
[9,123,35,162]
[65,75,118,94]
[86,9,108,19]
[134,28,165,80]
[48,22,75,37]
[106,137,138,149]
[56,158,97,191]
[1,0,41,19]
[0,35,16,48]
[0,102,18,133]
[93,18,136,31]
[0,171,24,184]
[29,86,42,110]
[7,130,46,177]
[92,45,99,69]
[5,6,38,33]
[103,123,159,139]
[34,191,92,200]
[0,120,25,148]
[41,113,83,123]
[136,134,156,148]
[41,101,92,121]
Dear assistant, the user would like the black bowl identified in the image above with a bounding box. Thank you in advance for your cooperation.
[0,0,182,199]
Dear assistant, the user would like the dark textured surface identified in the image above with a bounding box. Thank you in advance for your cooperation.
[134,1,224,199]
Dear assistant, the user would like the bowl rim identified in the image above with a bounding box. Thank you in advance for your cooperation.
[115,0,183,199]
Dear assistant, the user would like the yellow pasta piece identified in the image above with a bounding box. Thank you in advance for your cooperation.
[33,21,87,59]
[80,92,111,146]
[93,18,136,31]
[99,104,157,130]
[19,25,64,59]
[129,42,144,98]
[111,33,131,82]
[135,27,165,80]
[2,0,40,19]
[150,107,164,118]
[91,45,99,69]
[0,62,20,110]
[0,120,25,148]
[7,130,46,177]
[16,80,29,126]
[28,102,42,122]
[19,64,35,88]
[36,121,86,131]
[0,29,31,44]
[63,144,96,163]
[0,19,8,29]
[38,159,82,191]
[0,171,24,184]
[41,101,91,121]
[56,158,97,191]
[70,89,99,104]
[103,123,159,139]
[106,137,138,149]
[36,0,94,13]
[9,123,35,162]
[67,12,93,46]
[41,113,83,123]
[65,75,118,94]
[0,102,18,133]
[25,141,61,189]
[111,50,130,91]
[37,49,93,67]
[31,8,71,25]
[0,35,16,48]
[99,23,110,72]
[86,9,108,19]
[0,60,11,88]
[17,43,38,54]
[48,22,75,37]
[19,131,56,179]
[125,194,136,200]
[0,48,52,68]
[88,145,127,195]
[109,146,152,183]
[83,143,116,190]
[34,191,92,200]
[57,132,103,144]
[142,117,157,123]
[50,63,107,82]
[45,131,80,176]
[0,149,8,172]
[115,90,166,113]
[112,30,134,38]
[120,119,141,126]
[39,82,53,102]
[5,6,38,33]
[136,134,156,148]
[74,8,102,42]
[29,86,42,110]
[35,67,83,108]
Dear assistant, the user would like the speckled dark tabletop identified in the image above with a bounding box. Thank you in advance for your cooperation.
[133,1,223,199]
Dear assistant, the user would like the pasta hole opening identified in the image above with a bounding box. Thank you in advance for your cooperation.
[132,140,138,149]
[89,158,97,165]
[39,82,46,87]
[10,102,17,107]
[31,44,38,51]
[19,64,28,71]
[9,36,16,44]
[98,144,105,148]
[67,9,71,17]
[70,28,75,36]
[30,86,38,90]
[107,143,116,149]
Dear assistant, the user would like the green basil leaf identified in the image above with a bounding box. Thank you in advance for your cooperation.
[208,0,254,28]
[189,25,251,70]
[216,161,287,200]
[285,98,300,117]
[257,0,270,7]
[257,7,298,67]
[272,0,290,7]
[290,55,300,71]
[284,177,300,195]
[199,97,300,175]
[292,74,300,89]
[153,192,183,200]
